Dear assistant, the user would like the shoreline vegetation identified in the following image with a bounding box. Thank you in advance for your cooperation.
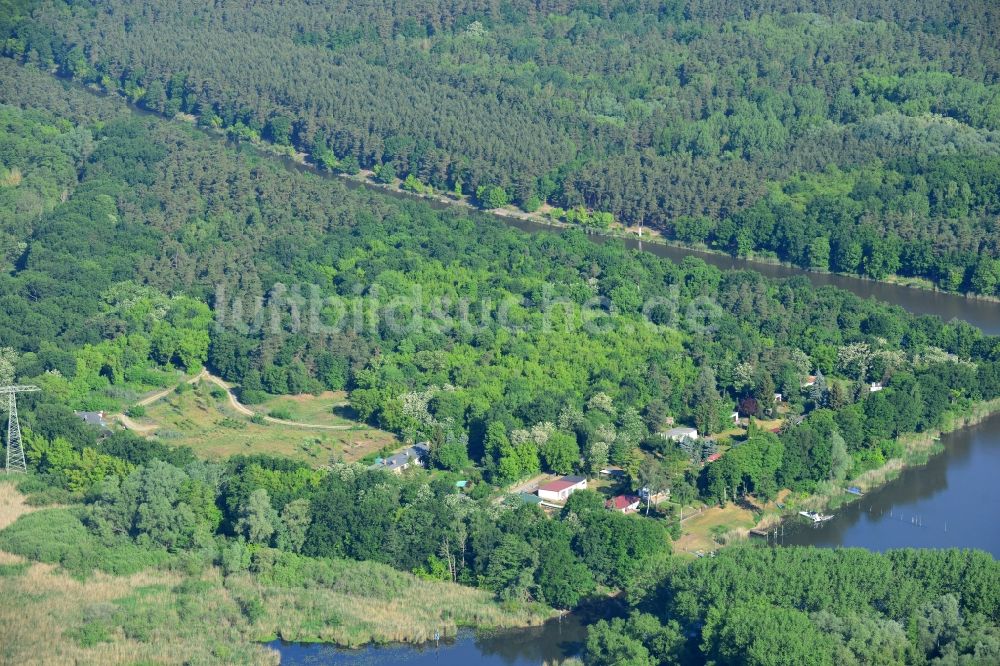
[0,482,553,664]
[50,69,1000,307]
[746,397,1000,539]
[209,122,1000,307]
[1,57,998,664]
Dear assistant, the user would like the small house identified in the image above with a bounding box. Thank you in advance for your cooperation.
[640,487,670,504]
[606,495,641,514]
[659,426,698,442]
[802,375,817,387]
[371,442,429,474]
[773,393,783,403]
[869,382,884,392]
[664,416,675,426]
[729,411,740,425]
[75,410,108,428]
[537,475,588,502]
[598,466,626,480]
[706,452,722,463]
[75,411,112,435]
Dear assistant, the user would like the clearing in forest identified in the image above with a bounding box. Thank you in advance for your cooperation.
[132,381,397,464]
[674,503,758,555]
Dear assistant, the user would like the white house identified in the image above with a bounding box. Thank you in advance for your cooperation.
[869,382,884,392]
[606,495,642,514]
[659,426,698,442]
[537,475,588,502]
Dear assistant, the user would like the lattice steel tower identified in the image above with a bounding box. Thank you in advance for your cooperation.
[2,385,39,473]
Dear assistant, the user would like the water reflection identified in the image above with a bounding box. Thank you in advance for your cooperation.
[780,412,1000,555]
[504,218,1000,335]
[270,620,586,666]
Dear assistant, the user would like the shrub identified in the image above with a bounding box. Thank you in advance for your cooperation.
[126,404,146,418]
[268,407,293,420]
[68,621,112,647]
[239,596,266,623]
[239,388,268,405]
[0,562,28,577]
[0,509,171,577]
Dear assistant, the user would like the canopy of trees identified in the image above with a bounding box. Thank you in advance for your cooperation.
[2,60,999,501]
[4,0,999,293]
[587,546,1000,665]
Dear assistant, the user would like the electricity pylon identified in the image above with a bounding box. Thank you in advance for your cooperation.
[1,385,39,473]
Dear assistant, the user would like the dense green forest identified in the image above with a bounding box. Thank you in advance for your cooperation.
[587,546,1000,665]
[1,42,999,664]
[2,59,1000,509]
[3,0,999,294]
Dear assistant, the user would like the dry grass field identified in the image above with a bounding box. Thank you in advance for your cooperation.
[0,481,551,664]
[135,381,398,464]
[673,502,758,554]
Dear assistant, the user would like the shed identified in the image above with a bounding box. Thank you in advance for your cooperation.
[606,495,642,514]
[75,411,112,434]
[659,426,698,442]
[517,492,543,505]
[537,475,588,502]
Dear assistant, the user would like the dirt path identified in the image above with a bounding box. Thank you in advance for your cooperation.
[503,473,556,497]
[115,369,357,432]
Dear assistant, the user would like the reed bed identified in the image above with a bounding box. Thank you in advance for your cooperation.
[0,482,549,663]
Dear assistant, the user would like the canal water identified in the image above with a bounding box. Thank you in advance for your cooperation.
[271,413,1000,665]
[780,411,1000,556]
[269,616,587,665]
[230,101,1000,666]
[503,218,1000,335]
[57,70,1000,334]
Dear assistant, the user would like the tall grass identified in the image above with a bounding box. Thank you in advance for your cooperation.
[227,553,550,647]
[0,482,550,662]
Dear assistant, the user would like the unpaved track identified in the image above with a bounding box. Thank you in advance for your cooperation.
[115,369,357,431]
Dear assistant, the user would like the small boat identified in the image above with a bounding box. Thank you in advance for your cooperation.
[799,510,834,523]
[846,487,864,496]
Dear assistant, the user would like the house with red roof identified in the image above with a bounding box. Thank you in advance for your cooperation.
[537,475,588,502]
[605,494,641,514]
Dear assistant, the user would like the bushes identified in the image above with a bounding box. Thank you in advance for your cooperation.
[268,407,293,421]
[0,508,171,577]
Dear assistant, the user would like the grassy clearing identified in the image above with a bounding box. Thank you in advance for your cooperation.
[675,503,757,554]
[254,391,351,424]
[228,566,549,647]
[138,381,397,464]
[0,482,551,663]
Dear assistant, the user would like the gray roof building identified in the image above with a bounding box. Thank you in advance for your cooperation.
[371,442,430,474]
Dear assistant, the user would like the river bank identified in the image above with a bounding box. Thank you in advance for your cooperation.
[754,398,1000,537]
[780,408,1000,555]
[266,147,1000,307]
[40,66,999,311]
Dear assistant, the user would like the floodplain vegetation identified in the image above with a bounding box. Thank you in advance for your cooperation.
[0,13,999,662]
